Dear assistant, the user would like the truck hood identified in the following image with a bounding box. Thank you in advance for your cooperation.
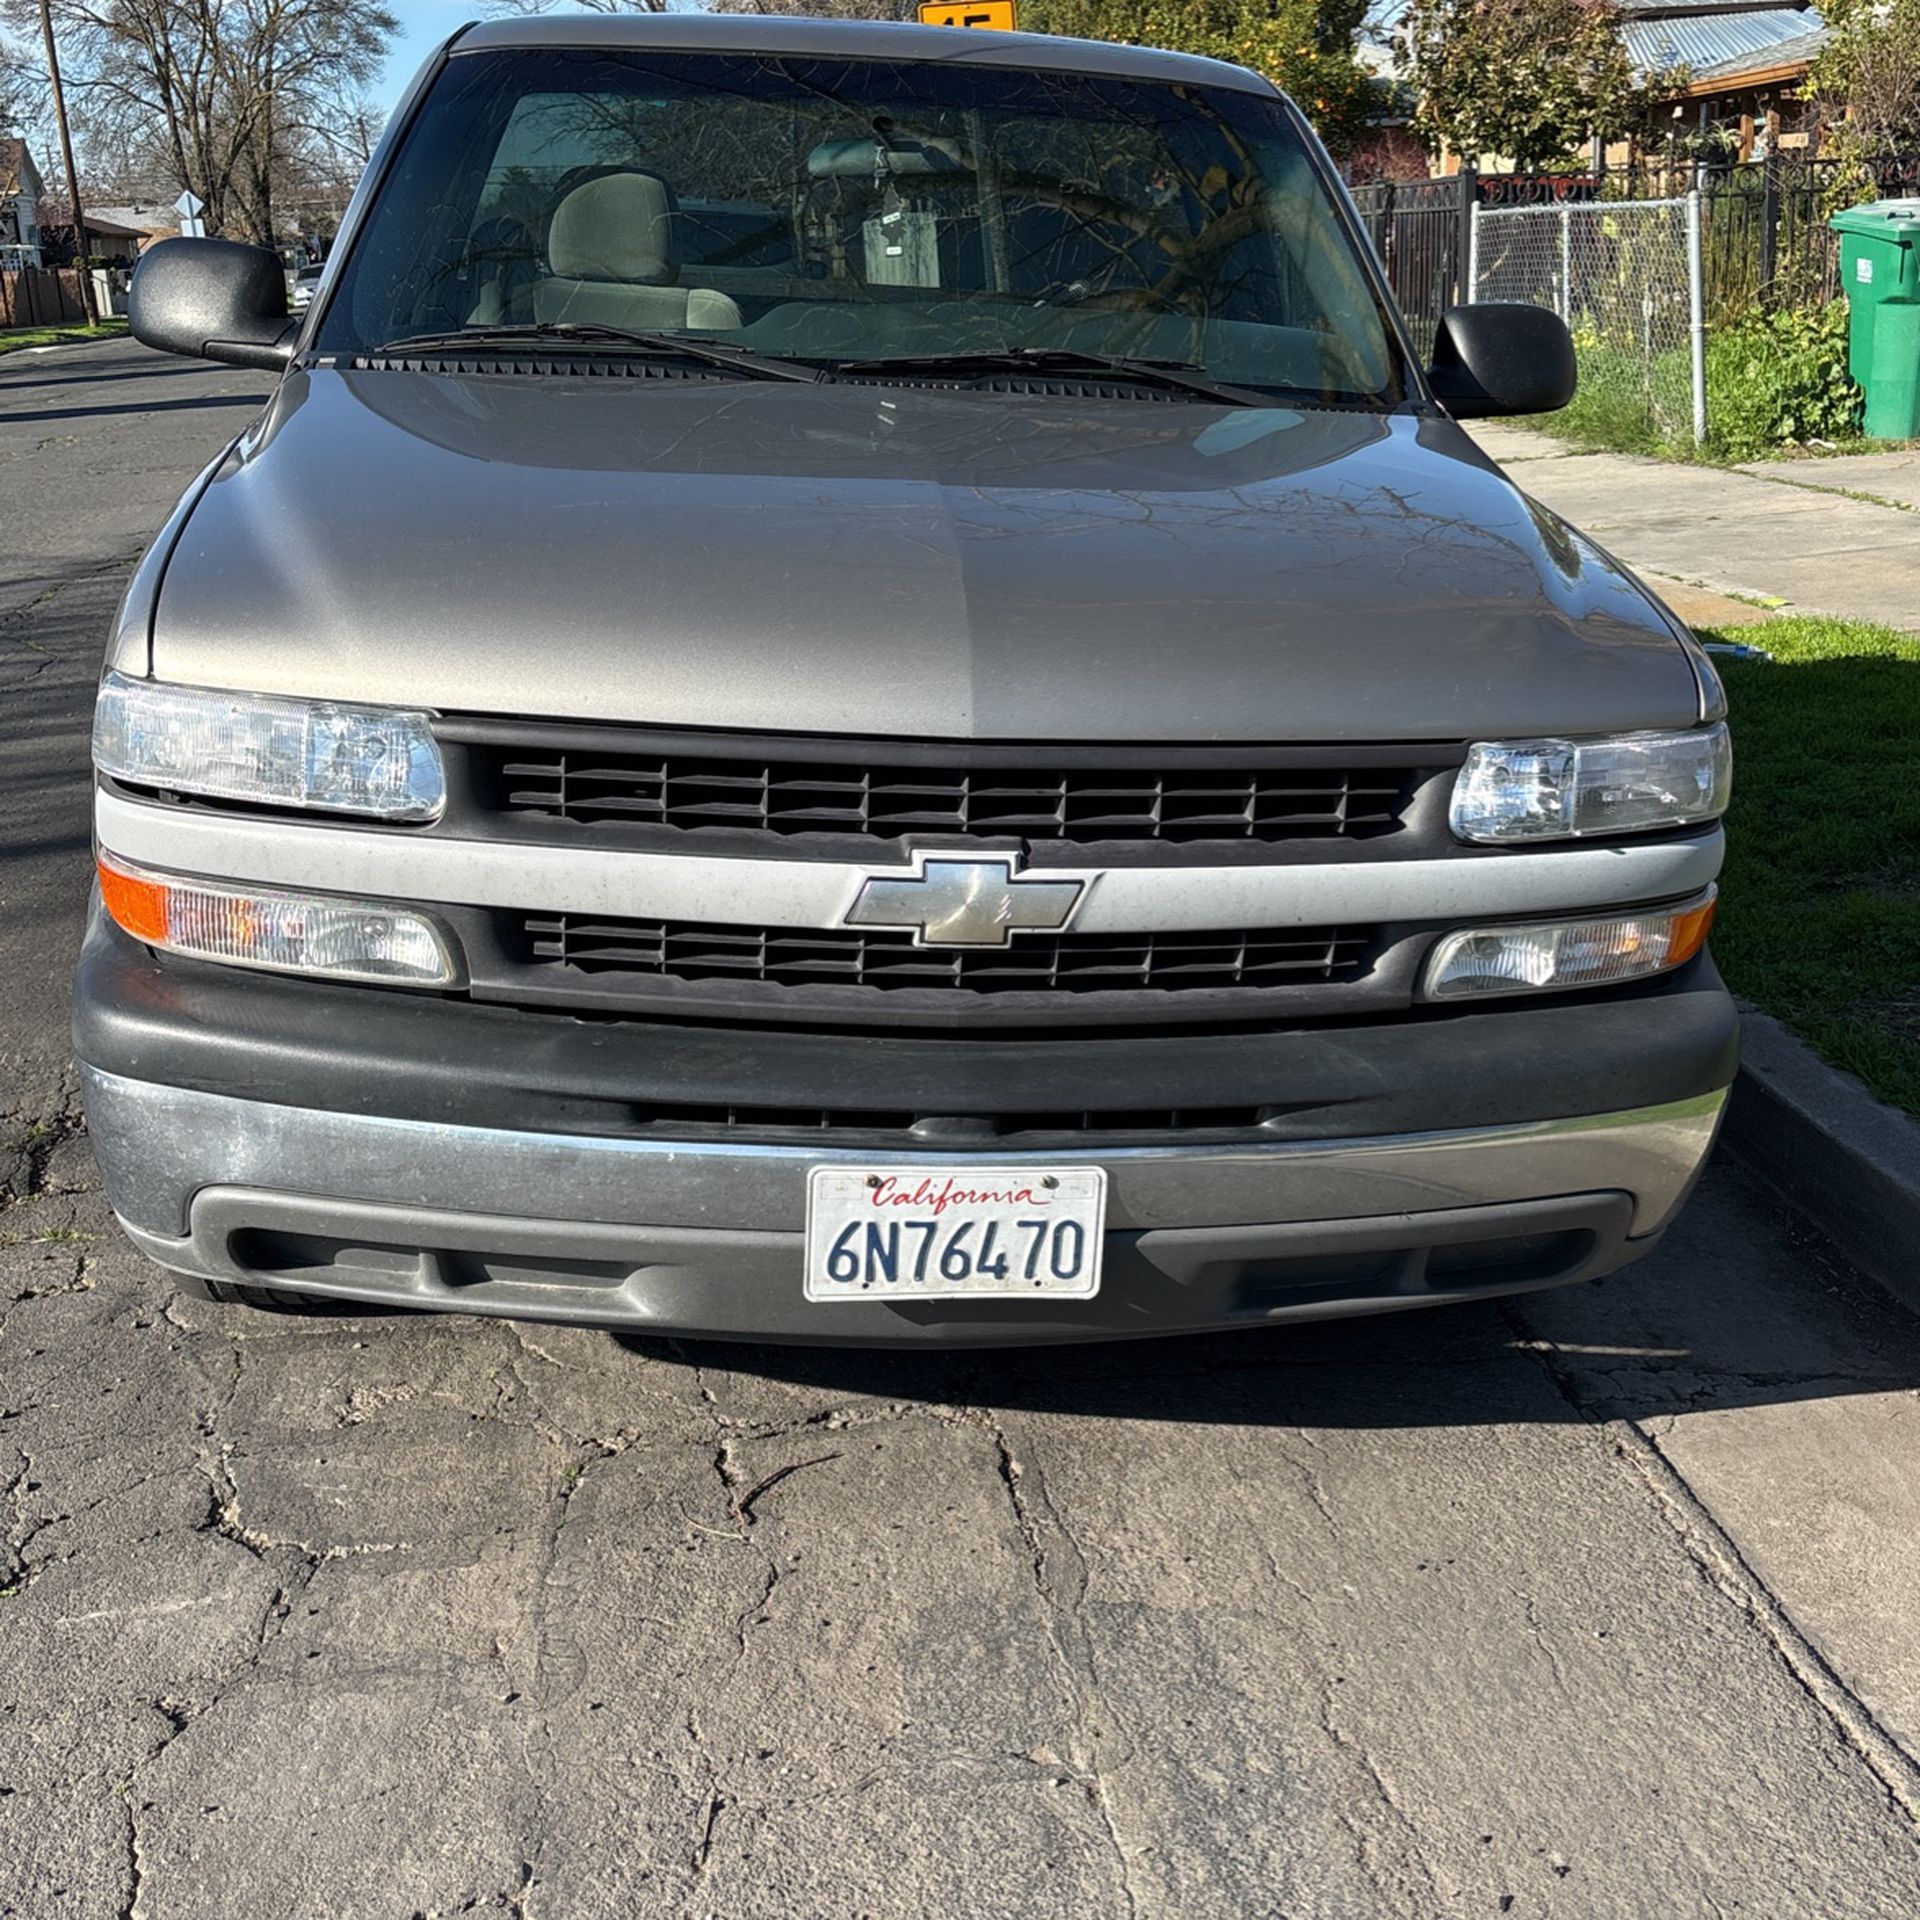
[149,367,1703,742]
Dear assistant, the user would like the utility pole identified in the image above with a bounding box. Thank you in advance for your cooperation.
[36,0,98,325]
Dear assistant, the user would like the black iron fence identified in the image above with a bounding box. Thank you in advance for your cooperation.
[1357,157,1920,334]
[1349,174,1475,353]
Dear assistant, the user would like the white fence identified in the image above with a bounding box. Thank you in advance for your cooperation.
[1470,194,1707,445]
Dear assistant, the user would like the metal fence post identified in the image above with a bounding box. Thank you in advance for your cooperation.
[1759,153,1779,305]
[1558,201,1572,322]
[1456,165,1478,306]
[1686,189,1707,445]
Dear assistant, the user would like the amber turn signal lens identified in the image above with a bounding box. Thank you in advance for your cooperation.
[1665,893,1718,969]
[97,855,169,943]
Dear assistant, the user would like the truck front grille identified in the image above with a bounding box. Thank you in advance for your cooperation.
[517,914,1370,995]
[467,741,1428,845]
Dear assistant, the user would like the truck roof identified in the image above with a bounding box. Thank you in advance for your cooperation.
[450,12,1279,99]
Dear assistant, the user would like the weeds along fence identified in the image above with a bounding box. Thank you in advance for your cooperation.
[1695,153,1920,316]
[1469,196,1706,445]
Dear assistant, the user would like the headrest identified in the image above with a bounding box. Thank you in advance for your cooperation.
[548,171,678,284]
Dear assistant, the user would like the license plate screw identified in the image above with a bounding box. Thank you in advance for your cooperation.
[1042,1175,1059,1189]
[865,1175,881,1188]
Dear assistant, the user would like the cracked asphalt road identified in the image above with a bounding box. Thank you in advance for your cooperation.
[7,339,1920,1918]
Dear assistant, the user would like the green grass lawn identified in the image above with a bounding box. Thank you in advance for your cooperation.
[0,319,127,355]
[1703,616,1920,1115]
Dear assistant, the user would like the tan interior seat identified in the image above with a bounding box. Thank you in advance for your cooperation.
[522,171,743,332]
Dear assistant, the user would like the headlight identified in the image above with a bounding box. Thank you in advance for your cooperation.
[1423,890,1716,1001]
[92,672,443,821]
[98,854,464,987]
[1450,724,1731,843]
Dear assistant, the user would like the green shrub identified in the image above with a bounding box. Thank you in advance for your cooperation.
[1705,301,1862,459]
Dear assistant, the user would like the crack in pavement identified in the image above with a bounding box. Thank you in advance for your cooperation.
[1507,1301,1920,1825]
[973,1409,1144,1920]
[1316,1672,1451,1915]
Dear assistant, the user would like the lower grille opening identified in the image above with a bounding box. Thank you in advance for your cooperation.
[1424,1229,1590,1285]
[229,1228,633,1293]
[1234,1226,1597,1305]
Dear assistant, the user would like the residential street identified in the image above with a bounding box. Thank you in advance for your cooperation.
[7,339,1920,1918]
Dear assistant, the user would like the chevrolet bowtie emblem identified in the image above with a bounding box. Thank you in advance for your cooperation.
[844,852,1089,949]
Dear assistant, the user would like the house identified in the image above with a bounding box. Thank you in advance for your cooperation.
[82,205,179,260]
[1619,0,1828,158]
[0,137,46,269]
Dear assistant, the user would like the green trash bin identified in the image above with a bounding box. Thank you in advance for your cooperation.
[1830,198,1920,439]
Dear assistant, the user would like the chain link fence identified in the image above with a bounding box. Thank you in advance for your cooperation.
[1467,196,1707,443]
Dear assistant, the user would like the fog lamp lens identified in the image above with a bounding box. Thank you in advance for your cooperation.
[97,856,463,987]
[1424,891,1716,1001]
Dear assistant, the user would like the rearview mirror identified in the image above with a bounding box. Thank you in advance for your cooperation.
[129,237,295,371]
[1427,304,1576,418]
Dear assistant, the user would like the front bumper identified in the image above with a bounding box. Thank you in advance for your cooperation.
[88,1068,1721,1344]
[75,909,1735,1346]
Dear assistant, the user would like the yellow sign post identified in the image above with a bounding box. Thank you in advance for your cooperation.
[916,2,1018,28]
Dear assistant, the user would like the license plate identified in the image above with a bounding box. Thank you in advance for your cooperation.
[804,1167,1107,1302]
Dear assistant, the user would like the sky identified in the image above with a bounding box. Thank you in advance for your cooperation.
[376,0,490,110]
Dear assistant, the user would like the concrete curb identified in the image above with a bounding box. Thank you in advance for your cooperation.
[1723,1004,1920,1307]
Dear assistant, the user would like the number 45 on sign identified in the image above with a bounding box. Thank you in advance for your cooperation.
[917,1,1018,26]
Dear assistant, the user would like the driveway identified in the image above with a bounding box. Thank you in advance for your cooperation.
[6,341,1920,1919]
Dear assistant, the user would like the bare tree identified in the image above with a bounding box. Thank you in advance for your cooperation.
[2,0,396,243]
[487,0,910,15]
[487,0,674,14]
[1,34,31,129]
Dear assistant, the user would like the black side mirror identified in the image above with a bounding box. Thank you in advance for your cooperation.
[129,237,295,371]
[1427,303,1576,418]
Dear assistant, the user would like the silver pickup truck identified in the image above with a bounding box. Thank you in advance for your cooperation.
[77,14,1735,1344]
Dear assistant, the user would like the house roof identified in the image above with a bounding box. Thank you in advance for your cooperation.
[1619,0,1825,81]
[85,204,178,237]
[1687,21,1828,79]
[0,137,43,202]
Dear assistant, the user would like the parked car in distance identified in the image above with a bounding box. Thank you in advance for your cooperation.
[85,14,1734,1345]
[287,261,324,312]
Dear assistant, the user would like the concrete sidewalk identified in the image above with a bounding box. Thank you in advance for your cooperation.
[1470,424,1920,631]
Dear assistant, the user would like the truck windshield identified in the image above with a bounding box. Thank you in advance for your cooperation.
[320,47,1404,405]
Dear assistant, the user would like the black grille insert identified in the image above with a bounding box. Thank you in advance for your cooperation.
[485,752,1415,844]
[617,1103,1268,1138]
[519,915,1370,995]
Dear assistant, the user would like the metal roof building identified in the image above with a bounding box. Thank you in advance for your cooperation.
[1617,0,1826,84]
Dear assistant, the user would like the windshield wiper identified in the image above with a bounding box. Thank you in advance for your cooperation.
[373,323,822,384]
[825,347,1280,407]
